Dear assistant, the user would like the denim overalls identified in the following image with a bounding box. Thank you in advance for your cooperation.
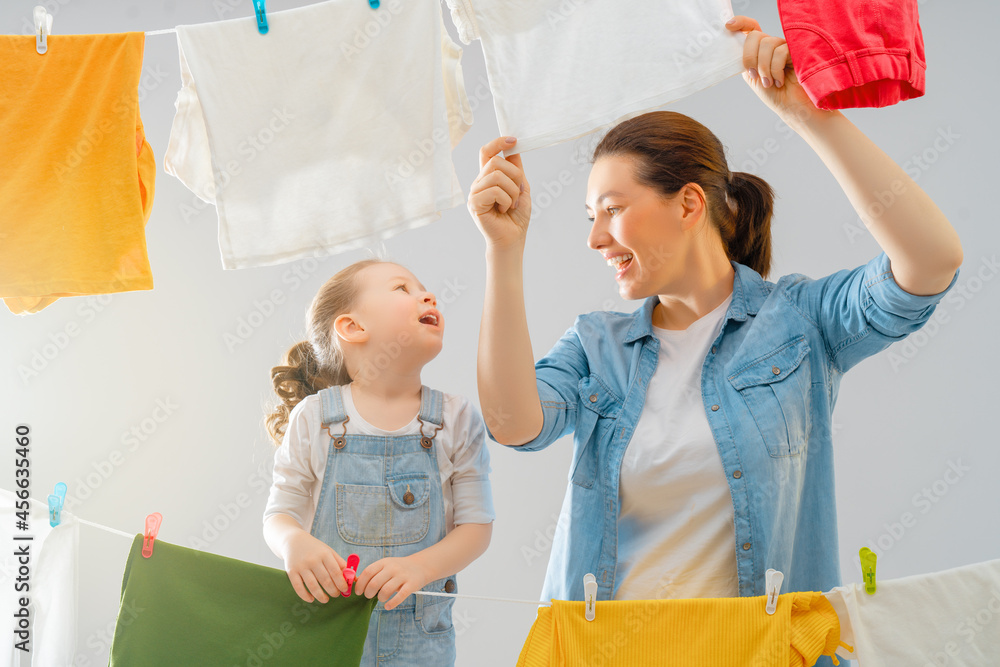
[309,383,457,666]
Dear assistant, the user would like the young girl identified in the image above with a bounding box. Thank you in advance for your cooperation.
[262,258,495,666]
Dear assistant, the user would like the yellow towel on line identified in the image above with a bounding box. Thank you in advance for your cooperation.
[0,32,155,315]
[517,591,854,666]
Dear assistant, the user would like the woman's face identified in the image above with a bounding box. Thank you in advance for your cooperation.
[335,262,443,365]
[585,155,705,300]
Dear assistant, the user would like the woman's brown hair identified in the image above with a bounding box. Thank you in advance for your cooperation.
[592,110,775,279]
[264,258,386,446]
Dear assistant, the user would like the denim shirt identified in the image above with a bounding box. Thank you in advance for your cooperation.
[488,251,959,604]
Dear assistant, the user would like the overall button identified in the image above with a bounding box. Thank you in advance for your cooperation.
[589,394,598,403]
[742,542,752,550]
[712,346,717,354]
[711,404,719,411]
[444,579,456,593]
[403,487,415,505]
[733,470,742,479]
[772,366,780,375]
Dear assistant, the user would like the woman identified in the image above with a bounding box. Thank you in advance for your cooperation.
[468,14,963,609]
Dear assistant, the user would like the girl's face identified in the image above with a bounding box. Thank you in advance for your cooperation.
[585,156,706,300]
[336,263,443,365]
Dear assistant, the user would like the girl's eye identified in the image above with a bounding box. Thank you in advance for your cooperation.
[395,284,408,292]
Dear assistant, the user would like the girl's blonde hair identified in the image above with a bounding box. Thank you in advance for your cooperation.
[264,257,387,446]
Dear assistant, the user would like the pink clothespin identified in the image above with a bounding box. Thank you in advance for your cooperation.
[342,554,360,597]
[142,512,162,558]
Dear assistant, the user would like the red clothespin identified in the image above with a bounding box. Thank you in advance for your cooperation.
[342,554,360,597]
[142,512,162,558]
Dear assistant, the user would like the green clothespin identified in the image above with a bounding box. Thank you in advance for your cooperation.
[860,547,877,595]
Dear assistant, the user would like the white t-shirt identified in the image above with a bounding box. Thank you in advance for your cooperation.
[614,291,739,600]
[264,384,495,533]
[444,0,746,154]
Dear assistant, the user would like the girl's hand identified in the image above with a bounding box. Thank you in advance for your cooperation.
[354,555,433,611]
[282,530,350,603]
[725,16,826,126]
[468,136,532,250]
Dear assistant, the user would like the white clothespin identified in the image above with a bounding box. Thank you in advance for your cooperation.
[765,568,784,615]
[583,573,598,621]
[34,6,53,55]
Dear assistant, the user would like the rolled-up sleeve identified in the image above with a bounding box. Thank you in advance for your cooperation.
[263,400,316,529]
[484,315,589,452]
[781,251,960,374]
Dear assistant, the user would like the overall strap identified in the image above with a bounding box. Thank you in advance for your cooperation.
[417,385,445,449]
[318,384,348,426]
[418,385,444,425]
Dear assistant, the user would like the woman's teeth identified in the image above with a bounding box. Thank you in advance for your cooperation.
[607,253,633,269]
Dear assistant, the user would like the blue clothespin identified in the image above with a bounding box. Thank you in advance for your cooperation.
[48,482,67,527]
[369,0,380,8]
[253,0,268,34]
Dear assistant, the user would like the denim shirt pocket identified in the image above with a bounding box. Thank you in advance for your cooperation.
[727,335,812,458]
[336,473,431,546]
[571,373,623,488]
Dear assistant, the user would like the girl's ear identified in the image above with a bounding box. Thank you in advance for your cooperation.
[333,313,368,344]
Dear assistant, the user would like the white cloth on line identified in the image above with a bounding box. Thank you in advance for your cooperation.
[263,384,495,533]
[614,291,738,601]
[164,0,473,269]
[0,488,79,667]
[444,0,747,154]
[823,557,1000,665]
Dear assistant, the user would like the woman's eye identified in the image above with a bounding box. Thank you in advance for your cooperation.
[608,207,620,215]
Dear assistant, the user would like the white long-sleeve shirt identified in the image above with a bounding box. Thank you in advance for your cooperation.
[264,384,495,533]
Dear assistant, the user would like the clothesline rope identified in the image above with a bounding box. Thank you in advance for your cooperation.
[145,28,177,36]
[19,494,551,607]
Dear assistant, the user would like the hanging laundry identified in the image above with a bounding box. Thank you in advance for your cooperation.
[108,534,377,666]
[776,0,926,109]
[163,0,473,270]
[517,591,849,666]
[443,0,746,154]
[824,557,1000,666]
[0,489,79,666]
[0,32,156,315]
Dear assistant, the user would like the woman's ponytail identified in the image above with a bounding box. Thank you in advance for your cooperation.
[719,170,774,279]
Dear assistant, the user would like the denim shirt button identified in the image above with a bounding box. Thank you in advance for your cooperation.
[772,366,780,374]
[742,542,751,550]
[711,404,719,411]
[733,470,742,479]
[712,346,717,354]
[444,579,456,593]
[589,394,598,402]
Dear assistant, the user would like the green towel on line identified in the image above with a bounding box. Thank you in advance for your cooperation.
[108,534,376,666]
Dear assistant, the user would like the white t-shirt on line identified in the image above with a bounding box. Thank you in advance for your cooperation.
[614,291,739,601]
[264,384,496,534]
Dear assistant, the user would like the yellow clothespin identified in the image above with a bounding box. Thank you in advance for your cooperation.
[860,547,877,594]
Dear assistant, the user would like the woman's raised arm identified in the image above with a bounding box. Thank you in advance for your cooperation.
[469,136,543,446]
[726,16,963,293]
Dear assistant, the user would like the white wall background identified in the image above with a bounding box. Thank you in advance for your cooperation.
[1,0,997,665]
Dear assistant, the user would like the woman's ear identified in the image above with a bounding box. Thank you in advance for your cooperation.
[679,183,707,231]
